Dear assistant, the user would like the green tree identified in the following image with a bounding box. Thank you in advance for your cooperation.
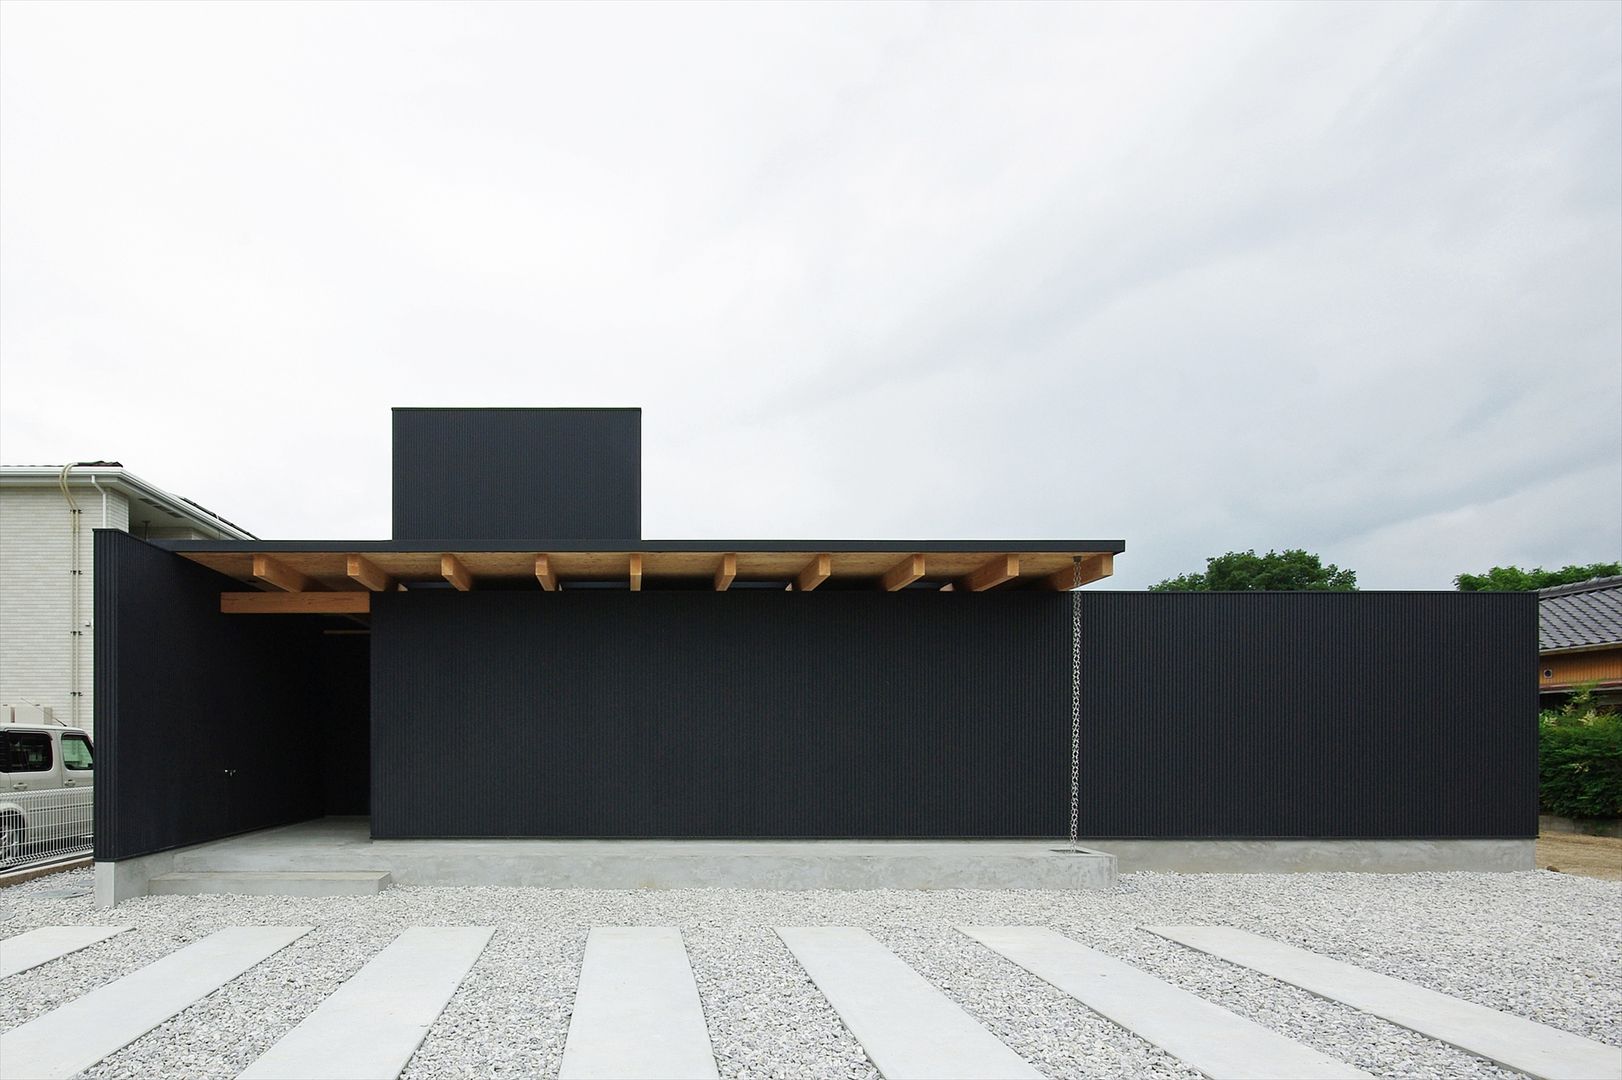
[1150,549,1358,592]
[1539,686,1622,819]
[1454,563,1622,591]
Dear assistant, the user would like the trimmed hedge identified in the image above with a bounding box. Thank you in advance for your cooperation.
[1539,693,1622,820]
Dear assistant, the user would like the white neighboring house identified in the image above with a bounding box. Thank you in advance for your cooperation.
[0,465,256,735]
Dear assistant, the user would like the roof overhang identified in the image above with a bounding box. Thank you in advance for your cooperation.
[156,539,1125,612]
[1539,642,1622,657]
[0,465,257,539]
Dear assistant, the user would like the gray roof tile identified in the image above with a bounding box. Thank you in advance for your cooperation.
[1539,576,1622,651]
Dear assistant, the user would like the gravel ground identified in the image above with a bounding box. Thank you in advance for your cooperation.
[2,867,1618,1079]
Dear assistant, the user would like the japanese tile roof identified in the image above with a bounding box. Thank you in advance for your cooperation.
[1539,576,1622,651]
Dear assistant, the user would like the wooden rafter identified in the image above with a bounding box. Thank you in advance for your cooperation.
[346,554,394,592]
[714,553,736,592]
[880,554,925,591]
[1044,553,1115,591]
[795,553,831,592]
[181,546,1126,592]
[441,554,473,592]
[962,554,1019,592]
[222,592,370,614]
[253,554,318,593]
[535,554,558,591]
[629,553,643,592]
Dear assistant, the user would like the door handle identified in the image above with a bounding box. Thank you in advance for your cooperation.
[14,783,26,790]
[63,779,75,787]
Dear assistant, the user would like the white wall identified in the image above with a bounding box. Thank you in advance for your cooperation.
[0,484,130,734]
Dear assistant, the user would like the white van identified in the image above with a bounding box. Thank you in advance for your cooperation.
[0,720,94,867]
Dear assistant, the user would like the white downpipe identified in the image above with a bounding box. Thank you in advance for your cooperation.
[87,473,107,731]
[89,473,108,528]
[57,463,99,730]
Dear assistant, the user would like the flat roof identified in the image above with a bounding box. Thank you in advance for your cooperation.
[159,539,1124,595]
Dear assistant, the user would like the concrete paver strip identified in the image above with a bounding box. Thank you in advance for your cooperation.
[777,926,1044,1080]
[0,925,311,1080]
[239,925,494,1080]
[1149,925,1622,1080]
[559,926,720,1080]
[0,924,129,978]
[961,926,1370,1080]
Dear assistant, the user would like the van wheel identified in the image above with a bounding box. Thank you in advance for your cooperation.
[0,813,21,868]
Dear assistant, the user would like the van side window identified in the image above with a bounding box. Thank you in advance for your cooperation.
[3,732,53,772]
[62,734,93,771]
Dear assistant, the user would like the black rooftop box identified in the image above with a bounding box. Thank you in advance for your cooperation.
[392,407,641,542]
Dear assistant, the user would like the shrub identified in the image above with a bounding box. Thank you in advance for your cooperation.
[1539,687,1622,819]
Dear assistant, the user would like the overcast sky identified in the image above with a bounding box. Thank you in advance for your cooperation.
[2,1,1617,588]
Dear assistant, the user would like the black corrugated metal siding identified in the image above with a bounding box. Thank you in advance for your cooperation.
[392,407,641,541]
[371,588,1535,839]
[94,542,1534,848]
[371,590,1069,838]
[93,531,329,860]
[1077,591,1538,838]
[318,634,370,815]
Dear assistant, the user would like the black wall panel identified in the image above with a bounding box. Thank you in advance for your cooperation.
[370,589,1535,840]
[371,590,1069,838]
[319,634,371,816]
[392,407,640,542]
[93,530,330,860]
[1076,591,1538,839]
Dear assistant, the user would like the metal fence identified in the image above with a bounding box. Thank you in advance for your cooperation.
[0,787,94,870]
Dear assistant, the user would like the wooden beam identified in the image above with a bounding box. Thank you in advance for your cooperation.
[440,554,473,592]
[962,554,1019,592]
[1044,553,1115,591]
[222,592,370,614]
[346,554,393,592]
[795,553,831,592]
[714,553,736,592]
[535,554,558,592]
[253,554,318,593]
[880,554,925,591]
[629,553,643,592]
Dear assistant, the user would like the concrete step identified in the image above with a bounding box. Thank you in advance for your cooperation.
[1149,926,1622,1080]
[241,927,493,1080]
[778,926,1042,1079]
[0,926,310,1080]
[147,871,391,897]
[560,927,719,1080]
[1,925,129,979]
[962,926,1369,1080]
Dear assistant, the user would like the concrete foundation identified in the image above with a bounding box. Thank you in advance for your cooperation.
[96,819,1116,905]
[1082,838,1535,874]
[96,849,174,908]
[93,820,1538,906]
[147,871,393,897]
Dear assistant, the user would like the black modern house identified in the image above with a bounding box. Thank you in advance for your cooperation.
[92,408,1536,902]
